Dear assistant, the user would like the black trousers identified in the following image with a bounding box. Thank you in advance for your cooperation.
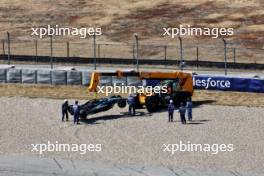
[180,114,186,124]
[129,105,135,115]
[74,114,79,124]
[62,110,69,121]
[168,113,173,122]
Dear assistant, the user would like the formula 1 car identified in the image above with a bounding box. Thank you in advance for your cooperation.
[68,95,127,119]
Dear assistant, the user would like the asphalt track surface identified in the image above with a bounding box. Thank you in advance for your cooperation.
[0,155,263,176]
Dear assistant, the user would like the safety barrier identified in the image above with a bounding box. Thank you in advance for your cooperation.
[51,70,67,85]
[67,71,82,85]
[0,69,7,83]
[1,68,263,93]
[22,69,37,84]
[0,68,142,87]
[37,70,52,84]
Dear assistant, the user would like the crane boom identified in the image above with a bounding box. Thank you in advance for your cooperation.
[88,70,193,95]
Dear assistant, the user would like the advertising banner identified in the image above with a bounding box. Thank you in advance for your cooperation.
[145,75,264,93]
[193,75,264,93]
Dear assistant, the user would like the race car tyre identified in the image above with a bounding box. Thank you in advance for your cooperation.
[110,95,126,108]
[67,106,74,115]
[80,110,87,119]
[117,99,127,108]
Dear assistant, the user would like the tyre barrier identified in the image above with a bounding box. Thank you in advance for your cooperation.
[22,69,37,84]
[0,69,7,83]
[0,68,142,87]
[67,71,82,85]
[51,70,67,85]
[37,70,52,84]
[7,69,22,83]
[81,71,91,86]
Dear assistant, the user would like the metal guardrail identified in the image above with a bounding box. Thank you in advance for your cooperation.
[1,54,264,70]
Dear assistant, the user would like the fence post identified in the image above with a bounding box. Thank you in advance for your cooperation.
[98,44,101,58]
[50,70,52,85]
[233,48,236,63]
[164,45,167,67]
[178,36,183,70]
[4,69,7,83]
[67,41,69,58]
[65,71,68,85]
[20,69,22,83]
[222,38,227,76]
[132,44,135,64]
[35,70,38,84]
[80,71,83,86]
[93,34,97,70]
[134,34,139,72]
[50,35,53,69]
[35,40,38,63]
[2,40,5,55]
[7,32,11,65]
[196,47,199,69]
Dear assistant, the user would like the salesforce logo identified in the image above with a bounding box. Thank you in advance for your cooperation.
[193,76,231,89]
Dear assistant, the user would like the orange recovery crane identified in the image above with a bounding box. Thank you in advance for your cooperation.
[88,70,193,112]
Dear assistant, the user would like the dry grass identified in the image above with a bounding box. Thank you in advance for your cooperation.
[193,90,264,107]
[0,0,263,62]
[0,84,91,100]
[0,83,263,107]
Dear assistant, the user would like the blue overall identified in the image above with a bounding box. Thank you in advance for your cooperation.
[179,106,186,124]
[72,104,80,124]
[127,95,136,116]
[186,101,193,121]
[168,103,175,122]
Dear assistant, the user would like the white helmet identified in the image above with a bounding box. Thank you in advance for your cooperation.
[64,99,68,103]
[169,100,173,104]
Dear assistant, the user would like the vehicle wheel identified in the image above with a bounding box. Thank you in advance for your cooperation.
[67,106,74,115]
[145,96,159,113]
[80,110,87,119]
[117,99,126,108]
[110,95,122,99]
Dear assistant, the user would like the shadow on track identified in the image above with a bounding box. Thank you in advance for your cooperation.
[80,111,148,125]
[192,100,216,108]
[156,100,216,113]
[168,119,211,125]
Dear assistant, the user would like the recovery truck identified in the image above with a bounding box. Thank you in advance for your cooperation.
[88,70,193,113]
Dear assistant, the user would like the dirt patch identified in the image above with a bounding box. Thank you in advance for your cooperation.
[0,84,263,107]
[0,96,263,173]
[0,0,263,62]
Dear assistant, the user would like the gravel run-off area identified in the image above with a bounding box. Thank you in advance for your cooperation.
[0,97,263,174]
